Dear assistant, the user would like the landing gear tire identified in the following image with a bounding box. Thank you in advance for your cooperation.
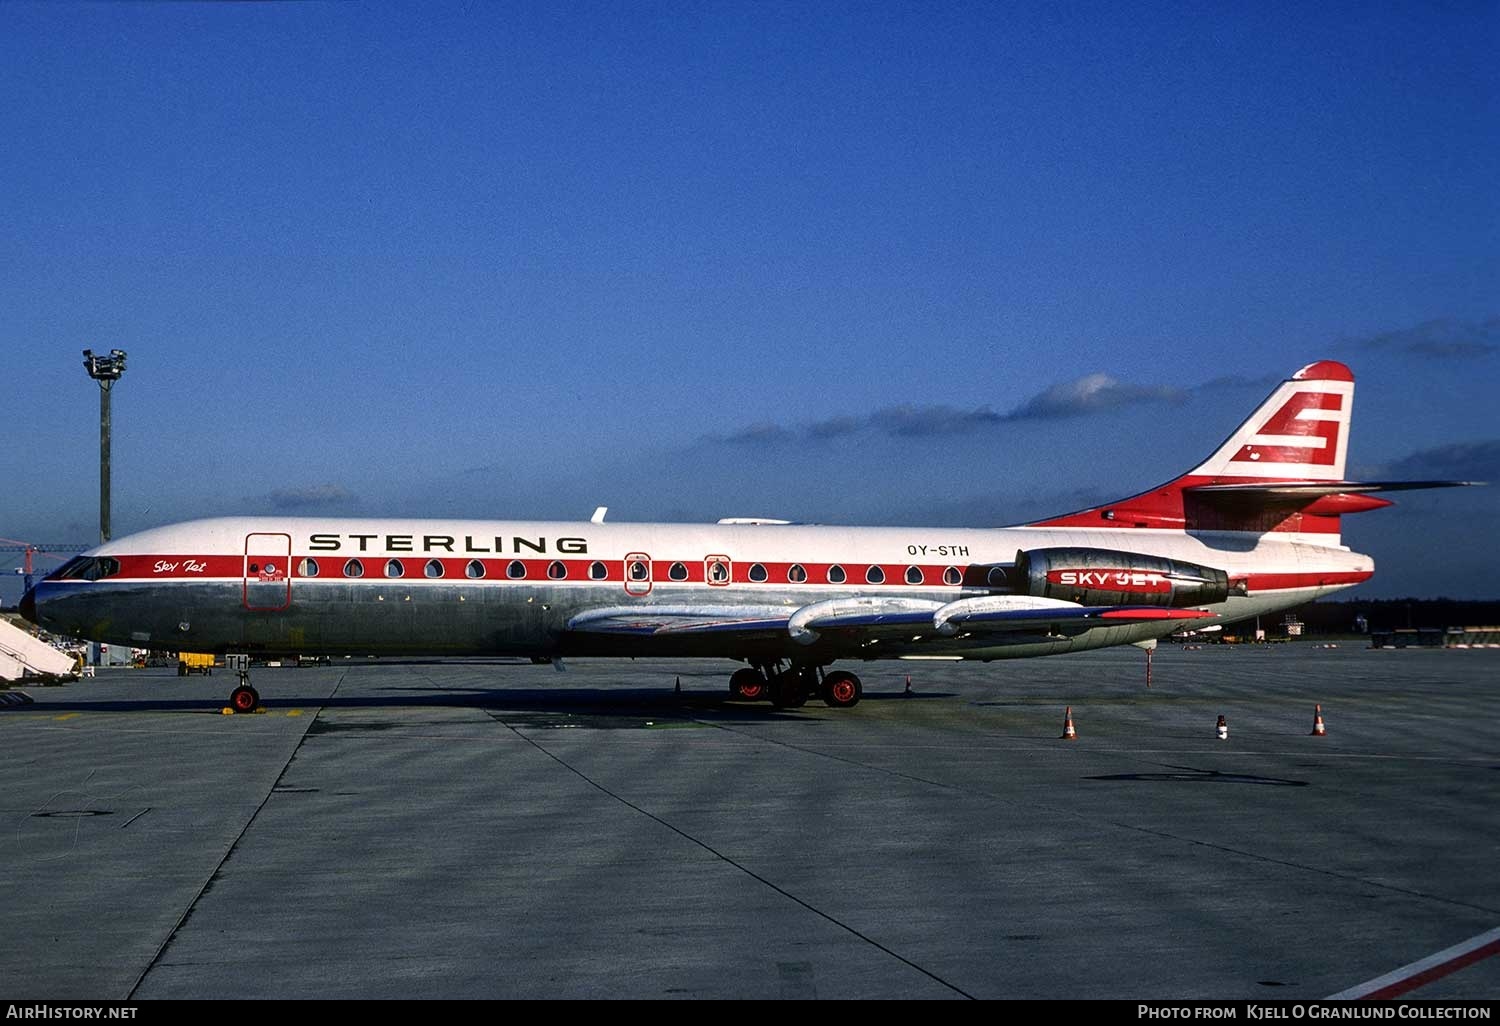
[729,667,767,702]
[229,685,260,713]
[821,671,862,709]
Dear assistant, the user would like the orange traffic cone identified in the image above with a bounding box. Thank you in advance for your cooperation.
[1216,714,1228,741]
[1061,706,1077,740]
[1311,704,1326,736]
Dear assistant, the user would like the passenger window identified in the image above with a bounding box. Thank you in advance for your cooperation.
[827,565,846,584]
[385,559,405,578]
[589,561,608,580]
[706,558,730,585]
[748,563,768,582]
[943,566,961,586]
[905,565,924,585]
[865,566,885,584]
[344,559,365,578]
[668,562,688,581]
[507,560,527,579]
[622,553,653,595]
[987,566,1009,587]
[465,560,486,579]
[788,564,807,583]
[424,559,444,578]
[548,560,567,580]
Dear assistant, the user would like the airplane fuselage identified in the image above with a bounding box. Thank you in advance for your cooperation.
[28,516,1373,663]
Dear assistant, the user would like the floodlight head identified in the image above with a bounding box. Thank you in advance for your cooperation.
[83,348,127,381]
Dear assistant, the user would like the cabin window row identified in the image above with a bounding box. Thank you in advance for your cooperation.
[296,557,973,587]
[299,557,578,580]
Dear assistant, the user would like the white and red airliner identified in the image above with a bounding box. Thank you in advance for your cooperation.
[20,361,1463,712]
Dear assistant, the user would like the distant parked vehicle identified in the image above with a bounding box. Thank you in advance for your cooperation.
[177,652,215,676]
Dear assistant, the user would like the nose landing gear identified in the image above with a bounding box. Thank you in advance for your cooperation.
[223,655,261,713]
[228,679,260,713]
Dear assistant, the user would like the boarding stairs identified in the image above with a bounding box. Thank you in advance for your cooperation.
[0,617,77,682]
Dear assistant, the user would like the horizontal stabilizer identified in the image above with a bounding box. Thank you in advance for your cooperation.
[1183,479,1479,521]
[1186,480,1477,497]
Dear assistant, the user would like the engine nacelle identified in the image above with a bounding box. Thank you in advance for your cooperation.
[1015,548,1229,608]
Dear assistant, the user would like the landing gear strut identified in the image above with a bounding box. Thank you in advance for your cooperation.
[726,663,862,710]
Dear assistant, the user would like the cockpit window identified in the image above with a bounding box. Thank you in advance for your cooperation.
[51,556,121,581]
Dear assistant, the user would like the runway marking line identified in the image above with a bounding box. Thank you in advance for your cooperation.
[1327,926,1500,999]
[54,713,79,721]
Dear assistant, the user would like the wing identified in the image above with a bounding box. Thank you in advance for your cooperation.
[566,595,1214,648]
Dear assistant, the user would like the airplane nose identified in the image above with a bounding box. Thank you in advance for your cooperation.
[19,587,38,624]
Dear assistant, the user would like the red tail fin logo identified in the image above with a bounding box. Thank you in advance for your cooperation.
[1230,391,1344,468]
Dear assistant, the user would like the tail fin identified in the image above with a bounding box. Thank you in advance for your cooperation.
[1029,361,1468,539]
[1183,360,1352,482]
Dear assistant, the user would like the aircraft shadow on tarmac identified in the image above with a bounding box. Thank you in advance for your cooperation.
[11,686,957,721]
[1086,764,1309,786]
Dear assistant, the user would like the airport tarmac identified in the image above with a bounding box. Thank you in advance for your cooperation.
[2,645,1497,1000]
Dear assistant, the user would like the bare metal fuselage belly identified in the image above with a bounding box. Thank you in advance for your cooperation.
[38,578,1326,663]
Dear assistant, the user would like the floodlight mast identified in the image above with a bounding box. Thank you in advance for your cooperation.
[83,349,127,544]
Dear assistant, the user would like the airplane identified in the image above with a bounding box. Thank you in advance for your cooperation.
[19,360,1468,714]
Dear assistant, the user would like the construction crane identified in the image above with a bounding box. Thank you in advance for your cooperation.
[1,539,90,594]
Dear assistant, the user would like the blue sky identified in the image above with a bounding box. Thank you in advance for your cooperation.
[2,1,1496,603]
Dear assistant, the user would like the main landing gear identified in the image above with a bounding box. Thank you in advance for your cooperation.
[728,663,863,709]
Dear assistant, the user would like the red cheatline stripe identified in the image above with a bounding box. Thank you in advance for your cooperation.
[82,556,1373,595]
[1326,926,1500,1000]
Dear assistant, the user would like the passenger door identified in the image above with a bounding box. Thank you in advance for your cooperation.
[243,533,292,611]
